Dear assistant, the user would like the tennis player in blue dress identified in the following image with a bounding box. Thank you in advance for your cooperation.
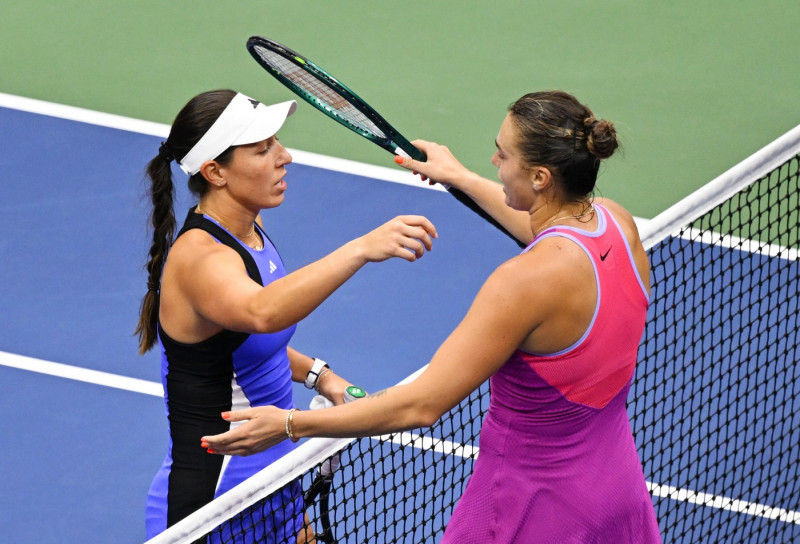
[136,89,437,542]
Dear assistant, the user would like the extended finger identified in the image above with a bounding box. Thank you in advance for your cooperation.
[395,155,430,181]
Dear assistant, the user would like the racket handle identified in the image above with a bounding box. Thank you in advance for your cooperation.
[343,385,367,403]
[311,385,366,478]
[394,145,426,163]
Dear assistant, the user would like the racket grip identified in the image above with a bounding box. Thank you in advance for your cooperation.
[343,385,367,403]
[311,385,366,478]
[320,455,340,478]
[394,145,427,162]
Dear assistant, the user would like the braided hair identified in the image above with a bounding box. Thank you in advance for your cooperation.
[135,89,238,354]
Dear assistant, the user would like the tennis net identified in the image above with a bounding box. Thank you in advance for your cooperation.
[631,123,800,543]
[145,123,800,544]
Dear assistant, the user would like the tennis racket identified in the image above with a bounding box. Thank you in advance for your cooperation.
[303,385,367,543]
[246,36,524,248]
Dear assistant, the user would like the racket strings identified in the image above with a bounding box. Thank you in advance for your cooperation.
[252,46,387,140]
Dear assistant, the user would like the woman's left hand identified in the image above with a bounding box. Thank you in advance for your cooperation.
[201,406,286,456]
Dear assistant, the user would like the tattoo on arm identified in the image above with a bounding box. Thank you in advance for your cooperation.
[367,389,388,400]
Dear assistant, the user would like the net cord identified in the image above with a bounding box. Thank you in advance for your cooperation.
[143,365,429,544]
[639,123,800,251]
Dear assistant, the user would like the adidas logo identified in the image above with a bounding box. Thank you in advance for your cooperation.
[269,260,277,274]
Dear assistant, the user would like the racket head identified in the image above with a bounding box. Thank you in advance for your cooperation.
[247,36,424,161]
[246,36,522,247]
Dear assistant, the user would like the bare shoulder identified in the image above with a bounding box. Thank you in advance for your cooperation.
[594,197,643,244]
[594,197,635,226]
[166,229,246,277]
[487,237,590,299]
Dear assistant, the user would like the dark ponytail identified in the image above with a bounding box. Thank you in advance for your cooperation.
[135,153,176,353]
[135,89,238,354]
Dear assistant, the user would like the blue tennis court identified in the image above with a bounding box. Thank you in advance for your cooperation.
[1,101,797,543]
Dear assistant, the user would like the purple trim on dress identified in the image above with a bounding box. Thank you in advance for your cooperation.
[600,206,650,301]
[525,232,601,358]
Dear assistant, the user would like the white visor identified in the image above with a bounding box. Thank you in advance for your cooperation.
[179,93,297,175]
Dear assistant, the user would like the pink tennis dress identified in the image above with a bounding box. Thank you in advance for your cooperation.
[442,205,661,543]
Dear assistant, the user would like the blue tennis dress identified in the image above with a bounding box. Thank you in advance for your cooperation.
[146,209,304,543]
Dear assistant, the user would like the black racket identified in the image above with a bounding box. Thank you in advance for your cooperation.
[303,386,367,543]
[246,36,523,248]
[303,465,335,543]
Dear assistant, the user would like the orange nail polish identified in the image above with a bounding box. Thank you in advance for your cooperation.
[394,156,403,164]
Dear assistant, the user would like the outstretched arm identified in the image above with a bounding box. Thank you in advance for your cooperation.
[202,256,541,456]
[168,215,438,336]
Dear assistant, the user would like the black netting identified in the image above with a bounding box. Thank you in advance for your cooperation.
[631,154,799,543]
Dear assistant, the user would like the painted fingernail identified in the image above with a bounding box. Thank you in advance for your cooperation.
[221,412,230,420]
[394,156,403,164]
[201,441,208,448]
[207,449,215,454]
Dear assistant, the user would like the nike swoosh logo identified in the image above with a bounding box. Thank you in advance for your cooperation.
[600,246,612,261]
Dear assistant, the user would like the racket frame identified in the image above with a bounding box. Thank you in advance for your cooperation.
[246,36,424,161]
[246,35,523,248]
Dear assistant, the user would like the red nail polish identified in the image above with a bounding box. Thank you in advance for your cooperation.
[394,156,403,164]
[207,449,215,454]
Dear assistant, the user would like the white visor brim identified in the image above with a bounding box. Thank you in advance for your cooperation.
[179,93,297,176]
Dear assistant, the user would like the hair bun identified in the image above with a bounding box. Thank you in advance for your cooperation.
[585,118,618,159]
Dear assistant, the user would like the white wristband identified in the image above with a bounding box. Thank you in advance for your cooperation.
[304,358,329,389]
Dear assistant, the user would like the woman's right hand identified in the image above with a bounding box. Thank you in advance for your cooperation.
[201,406,285,457]
[355,215,437,263]
[394,140,472,190]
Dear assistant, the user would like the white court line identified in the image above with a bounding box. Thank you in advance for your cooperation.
[376,430,480,459]
[647,482,800,525]
[678,226,799,262]
[0,351,162,397]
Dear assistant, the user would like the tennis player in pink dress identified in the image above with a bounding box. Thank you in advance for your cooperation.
[202,90,662,543]
[440,204,660,543]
